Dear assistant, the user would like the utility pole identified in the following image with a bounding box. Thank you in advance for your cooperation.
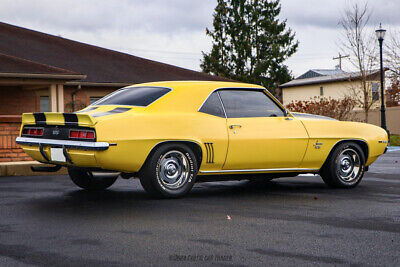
[333,53,349,70]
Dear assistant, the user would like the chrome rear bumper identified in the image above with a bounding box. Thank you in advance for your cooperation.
[15,137,110,151]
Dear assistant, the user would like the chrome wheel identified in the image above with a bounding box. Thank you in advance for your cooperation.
[158,150,189,190]
[336,148,361,183]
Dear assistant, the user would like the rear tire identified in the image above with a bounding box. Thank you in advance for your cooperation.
[139,143,198,198]
[67,167,118,191]
[320,142,365,188]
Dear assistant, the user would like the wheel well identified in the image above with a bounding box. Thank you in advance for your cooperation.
[143,141,203,170]
[324,139,369,166]
[352,140,369,160]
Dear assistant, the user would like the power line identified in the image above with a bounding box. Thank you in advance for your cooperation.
[130,47,202,56]
[333,53,349,69]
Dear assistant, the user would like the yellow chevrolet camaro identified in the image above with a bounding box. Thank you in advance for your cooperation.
[16,81,388,198]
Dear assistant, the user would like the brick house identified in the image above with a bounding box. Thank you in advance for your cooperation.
[0,22,228,162]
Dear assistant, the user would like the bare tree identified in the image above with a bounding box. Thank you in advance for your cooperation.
[339,3,378,122]
[385,30,400,78]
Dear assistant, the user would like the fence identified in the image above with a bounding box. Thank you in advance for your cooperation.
[0,116,31,162]
[353,106,400,134]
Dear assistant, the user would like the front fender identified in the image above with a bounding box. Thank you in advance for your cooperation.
[299,120,388,169]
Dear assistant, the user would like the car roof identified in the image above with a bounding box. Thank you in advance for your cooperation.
[124,81,267,112]
[127,80,264,92]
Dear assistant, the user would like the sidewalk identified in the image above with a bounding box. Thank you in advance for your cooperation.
[0,161,67,177]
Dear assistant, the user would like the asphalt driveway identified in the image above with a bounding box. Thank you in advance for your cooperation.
[0,151,399,266]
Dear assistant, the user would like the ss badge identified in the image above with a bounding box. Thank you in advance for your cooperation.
[52,129,60,136]
[313,140,323,149]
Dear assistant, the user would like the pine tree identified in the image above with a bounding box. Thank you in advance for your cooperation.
[201,0,298,94]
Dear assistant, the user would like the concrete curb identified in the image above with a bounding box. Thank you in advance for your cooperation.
[387,146,400,152]
[0,161,67,177]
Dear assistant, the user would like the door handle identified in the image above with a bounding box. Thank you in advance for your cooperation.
[229,125,242,129]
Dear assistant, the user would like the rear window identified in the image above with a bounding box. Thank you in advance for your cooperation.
[92,86,171,107]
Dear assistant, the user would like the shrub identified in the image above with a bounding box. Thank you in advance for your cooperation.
[285,96,357,121]
[390,135,400,146]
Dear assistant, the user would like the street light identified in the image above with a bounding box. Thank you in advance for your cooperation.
[375,24,388,133]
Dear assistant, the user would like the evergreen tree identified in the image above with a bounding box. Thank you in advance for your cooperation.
[201,0,298,94]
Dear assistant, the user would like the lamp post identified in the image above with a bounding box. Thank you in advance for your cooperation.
[375,24,387,132]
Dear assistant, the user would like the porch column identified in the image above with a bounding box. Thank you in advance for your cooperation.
[57,84,64,113]
[50,84,57,112]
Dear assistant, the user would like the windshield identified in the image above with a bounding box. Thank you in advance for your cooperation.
[92,86,171,107]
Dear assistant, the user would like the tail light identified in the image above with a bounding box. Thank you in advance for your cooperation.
[22,127,44,136]
[69,130,95,139]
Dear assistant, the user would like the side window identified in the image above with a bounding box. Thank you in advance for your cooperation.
[199,92,225,118]
[218,89,284,118]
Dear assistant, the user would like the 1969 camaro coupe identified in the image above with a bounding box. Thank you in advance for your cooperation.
[16,81,388,198]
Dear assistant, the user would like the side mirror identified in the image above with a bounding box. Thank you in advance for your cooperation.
[283,109,293,120]
[283,109,288,117]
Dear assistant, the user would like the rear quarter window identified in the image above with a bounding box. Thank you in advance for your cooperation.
[92,86,171,107]
[199,92,225,118]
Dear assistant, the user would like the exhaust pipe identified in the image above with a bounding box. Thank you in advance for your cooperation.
[31,165,62,172]
[91,171,120,178]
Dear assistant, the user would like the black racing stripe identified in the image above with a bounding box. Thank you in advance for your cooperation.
[33,113,46,125]
[63,113,79,126]
[91,107,131,118]
[90,112,111,118]
[75,107,98,113]
[113,107,132,113]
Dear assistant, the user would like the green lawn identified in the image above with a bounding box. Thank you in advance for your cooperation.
[390,134,400,146]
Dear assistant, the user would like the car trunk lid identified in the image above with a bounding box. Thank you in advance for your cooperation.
[22,112,97,127]
[21,106,135,127]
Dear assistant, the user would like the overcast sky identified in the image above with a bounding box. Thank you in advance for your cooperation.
[1,0,399,77]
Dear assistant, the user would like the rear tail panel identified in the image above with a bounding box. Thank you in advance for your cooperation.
[20,112,97,142]
[19,112,100,167]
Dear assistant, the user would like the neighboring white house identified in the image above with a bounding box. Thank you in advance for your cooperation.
[280,69,382,109]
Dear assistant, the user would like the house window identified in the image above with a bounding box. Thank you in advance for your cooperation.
[90,97,102,105]
[320,86,324,96]
[40,96,50,112]
[372,83,379,101]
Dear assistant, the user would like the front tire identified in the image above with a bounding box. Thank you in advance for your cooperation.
[68,167,118,191]
[320,142,365,188]
[139,143,198,198]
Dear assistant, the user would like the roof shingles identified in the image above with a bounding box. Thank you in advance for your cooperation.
[281,69,382,88]
[0,53,80,75]
[0,22,229,84]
